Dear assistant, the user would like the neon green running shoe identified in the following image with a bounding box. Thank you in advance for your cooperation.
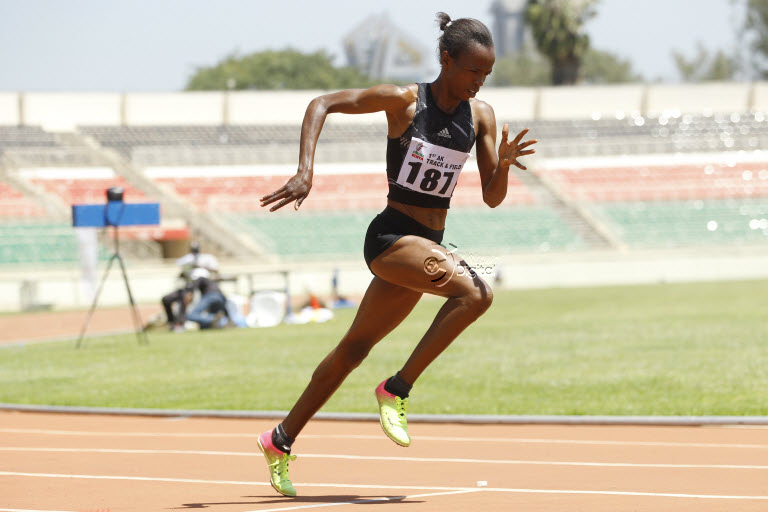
[375,380,411,447]
[257,430,297,497]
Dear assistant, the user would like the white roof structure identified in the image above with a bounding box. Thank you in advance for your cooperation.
[343,13,434,83]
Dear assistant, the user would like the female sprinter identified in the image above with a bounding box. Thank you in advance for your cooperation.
[257,12,536,496]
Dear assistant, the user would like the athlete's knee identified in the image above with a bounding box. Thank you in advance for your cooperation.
[461,280,493,317]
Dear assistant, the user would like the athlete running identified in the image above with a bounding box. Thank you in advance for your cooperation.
[257,11,537,497]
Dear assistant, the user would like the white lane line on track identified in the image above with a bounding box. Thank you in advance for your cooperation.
[2,446,768,470]
[2,429,767,450]
[1,472,768,501]
[247,490,481,512]
[0,509,76,512]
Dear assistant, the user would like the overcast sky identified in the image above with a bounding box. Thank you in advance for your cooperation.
[0,0,745,92]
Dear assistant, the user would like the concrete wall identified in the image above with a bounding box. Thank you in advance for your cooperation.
[476,87,538,121]
[537,84,646,120]
[229,90,385,125]
[22,93,122,130]
[644,82,752,117]
[124,92,225,125]
[0,93,19,125]
[0,82,765,129]
[751,82,768,112]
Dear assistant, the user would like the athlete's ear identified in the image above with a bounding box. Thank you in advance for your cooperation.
[440,50,452,69]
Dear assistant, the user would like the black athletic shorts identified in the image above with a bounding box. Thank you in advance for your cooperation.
[363,206,444,272]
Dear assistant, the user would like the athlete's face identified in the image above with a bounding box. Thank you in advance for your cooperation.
[442,44,495,101]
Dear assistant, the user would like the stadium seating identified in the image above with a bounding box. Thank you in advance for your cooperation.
[541,159,768,248]
[0,182,49,218]
[226,204,581,260]
[0,126,58,150]
[79,112,768,165]
[542,162,768,202]
[0,180,107,265]
[29,176,147,206]
[153,168,535,213]
[0,222,94,264]
[4,107,768,264]
[591,199,768,248]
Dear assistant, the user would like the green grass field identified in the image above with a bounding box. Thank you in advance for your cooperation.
[2,279,768,416]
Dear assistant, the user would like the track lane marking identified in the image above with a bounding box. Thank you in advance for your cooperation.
[1,472,767,501]
[2,429,766,450]
[2,446,768,469]
[0,509,76,512]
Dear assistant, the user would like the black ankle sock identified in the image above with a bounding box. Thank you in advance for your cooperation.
[272,423,295,454]
[384,372,412,398]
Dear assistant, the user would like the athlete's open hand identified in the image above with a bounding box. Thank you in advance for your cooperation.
[260,173,312,212]
[498,125,537,171]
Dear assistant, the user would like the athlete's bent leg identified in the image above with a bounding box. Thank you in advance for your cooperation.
[280,277,422,438]
[370,236,494,386]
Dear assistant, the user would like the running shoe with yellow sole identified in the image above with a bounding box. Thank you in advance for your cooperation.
[375,380,411,447]
[257,430,297,497]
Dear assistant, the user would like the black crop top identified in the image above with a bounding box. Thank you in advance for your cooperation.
[386,82,476,209]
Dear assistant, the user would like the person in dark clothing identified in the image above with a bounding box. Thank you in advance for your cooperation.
[161,285,194,331]
[185,276,230,329]
[255,12,536,497]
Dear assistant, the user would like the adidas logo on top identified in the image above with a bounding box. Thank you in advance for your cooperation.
[437,127,451,139]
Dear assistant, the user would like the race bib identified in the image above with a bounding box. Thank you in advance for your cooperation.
[395,137,470,198]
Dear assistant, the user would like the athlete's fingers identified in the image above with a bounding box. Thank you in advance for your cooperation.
[511,128,529,146]
[517,149,535,157]
[295,194,307,210]
[500,123,509,144]
[270,196,294,212]
[518,139,538,150]
[260,194,283,207]
[260,186,288,204]
[512,159,527,171]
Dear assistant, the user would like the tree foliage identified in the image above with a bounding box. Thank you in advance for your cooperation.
[491,47,639,86]
[671,43,737,82]
[581,48,643,84]
[745,0,768,78]
[491,49,551,86]
[185,49,377,91]
[525,0,598,85]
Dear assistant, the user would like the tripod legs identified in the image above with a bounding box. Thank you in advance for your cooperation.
[116,252,149,345]
[76,252,148,348]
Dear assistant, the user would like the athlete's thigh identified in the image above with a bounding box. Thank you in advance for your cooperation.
[342,276,423,343]
[370,235,489,298]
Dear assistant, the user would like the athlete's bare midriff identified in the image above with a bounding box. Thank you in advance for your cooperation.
[387,198,447,231]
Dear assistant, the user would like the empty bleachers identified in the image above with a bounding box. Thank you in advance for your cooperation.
[5,101,768,263]
[0,182,49,218]
[225,204,581,261]
[80,110,768,165]
[0,126,58,150]
[542,161,768,202]
[81,124,386,165]
[30,174,147,206]
[540,156,768,248]
[0,222,89,265]
[591,199,768,248]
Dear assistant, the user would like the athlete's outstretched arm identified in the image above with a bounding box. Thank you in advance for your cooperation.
[474,102,537,208]
[259,85,415,212]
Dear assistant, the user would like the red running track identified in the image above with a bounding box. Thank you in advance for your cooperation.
[2,411,768,511]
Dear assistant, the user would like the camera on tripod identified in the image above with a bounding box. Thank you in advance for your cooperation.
[106,186,124,203]
[71,186,161,347]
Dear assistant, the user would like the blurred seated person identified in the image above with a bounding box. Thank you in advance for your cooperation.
[176,241,219,283]
[186,270,236,329]
[161,283,194,332]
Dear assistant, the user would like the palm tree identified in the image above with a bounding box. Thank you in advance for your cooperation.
[525,0,597,85]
